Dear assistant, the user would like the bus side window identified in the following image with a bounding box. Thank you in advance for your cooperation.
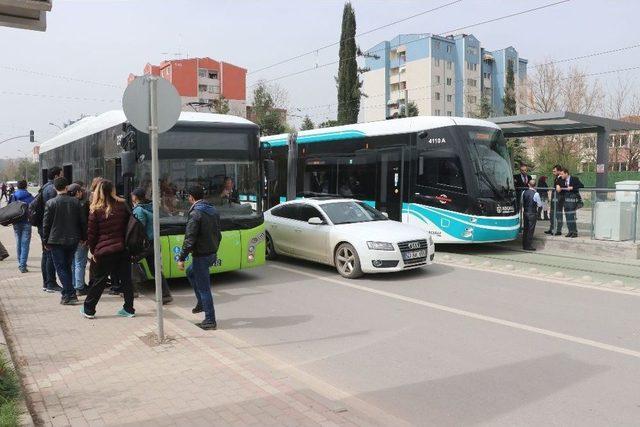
[418,149,466,192]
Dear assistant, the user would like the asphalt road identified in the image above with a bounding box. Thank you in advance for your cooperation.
[148,258,640,426]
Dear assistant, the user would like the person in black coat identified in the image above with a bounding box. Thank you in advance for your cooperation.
[513,163,532,213]
[556,168,583,238]
[544,165,564,235]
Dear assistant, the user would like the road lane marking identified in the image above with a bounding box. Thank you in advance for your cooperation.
[269,263,640,360]
[437,260,640,296]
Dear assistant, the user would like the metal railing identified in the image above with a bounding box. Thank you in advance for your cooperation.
[541,188,639,243]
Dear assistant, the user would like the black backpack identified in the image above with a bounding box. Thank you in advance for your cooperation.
[0,201,28,226]
[125,214,151,261]
[28,186,47,227]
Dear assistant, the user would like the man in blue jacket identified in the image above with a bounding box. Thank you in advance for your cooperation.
[131,188,173,304]
[177,186,222,330]
[40,166,64,292]
[9,180,34,273]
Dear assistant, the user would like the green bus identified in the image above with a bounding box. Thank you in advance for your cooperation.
[38,110,266,278]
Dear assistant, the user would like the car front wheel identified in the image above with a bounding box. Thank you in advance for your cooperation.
[266,232,278,260]
[334,243,363,279]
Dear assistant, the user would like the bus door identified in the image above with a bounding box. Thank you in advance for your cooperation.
[376,148,404,221]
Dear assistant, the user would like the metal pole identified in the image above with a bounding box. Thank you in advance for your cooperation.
[148,76,164,341]
[634,190,639,244]
[590,190,595,240]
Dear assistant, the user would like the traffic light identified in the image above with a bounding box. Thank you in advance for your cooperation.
[29,130,34,142]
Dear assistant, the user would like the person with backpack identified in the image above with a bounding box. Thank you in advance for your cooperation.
[43,177,87,305]
[130,188,173,304]
[82,179,135,319]
[9,180,34,273]
[68,182,90,296]
[33,166,64,293]
[177,185,222,330]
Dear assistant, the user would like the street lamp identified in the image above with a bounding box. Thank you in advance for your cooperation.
[0,131,35,145]
[49,122,62,131]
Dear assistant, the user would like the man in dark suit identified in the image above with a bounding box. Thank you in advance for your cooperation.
[556,168,583,238]
[513,163,532,213]
[544,164,564,236]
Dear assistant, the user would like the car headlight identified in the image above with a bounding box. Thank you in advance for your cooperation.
[367,241,394,251]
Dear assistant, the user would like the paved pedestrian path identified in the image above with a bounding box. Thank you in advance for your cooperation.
[0,229,381,426]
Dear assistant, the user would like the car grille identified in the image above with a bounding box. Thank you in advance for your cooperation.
[397,239,428,266]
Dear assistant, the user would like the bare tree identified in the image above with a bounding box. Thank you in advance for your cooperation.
[523,61,562,113]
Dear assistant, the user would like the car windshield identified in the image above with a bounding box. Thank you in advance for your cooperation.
[464,127,514,198]
[321,201,388,225]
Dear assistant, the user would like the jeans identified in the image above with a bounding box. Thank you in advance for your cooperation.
[73,244,88,290]
[144,246,171,297]
[38,228,58,289]
[13,222,31,270]
[84,253,134,316]
[50,244,78,299]
[186,254,216,322]
[522,212,537,249]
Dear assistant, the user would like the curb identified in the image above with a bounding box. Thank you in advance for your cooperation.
[0,298,36,427]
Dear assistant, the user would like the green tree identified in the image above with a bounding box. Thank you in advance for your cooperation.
[252,82,286,136]
[506,138,532,171]
[211,96,230,114]
[478,93,493,118]
[406,101,419,117]
[502,59,516,116]
[319,119,340,128]
[336,2,361,125]
[300,116,315,131]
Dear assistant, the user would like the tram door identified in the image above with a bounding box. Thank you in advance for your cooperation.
[377,149,403,221]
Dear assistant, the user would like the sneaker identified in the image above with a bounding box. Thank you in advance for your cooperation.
[47,284,63,293]
[116,308,135,318]
[192,304,203,314]
[544,230,553,235]
[80,307,95,319]
[162,296,173,305]
[553,232,562,236]
[108,288,122,295]
[18,267,27,273]
[196,320,217,330]
[60,298,79,306]
[77,286,89,297]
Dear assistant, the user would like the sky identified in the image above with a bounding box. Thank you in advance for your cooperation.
[1,0,639,158]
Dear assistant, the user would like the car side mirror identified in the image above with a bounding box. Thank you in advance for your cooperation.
[264,159,277,182]
[381,212,389,218]
[308,217,324,225]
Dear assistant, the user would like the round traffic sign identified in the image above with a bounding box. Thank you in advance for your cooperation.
[122,75,181,134]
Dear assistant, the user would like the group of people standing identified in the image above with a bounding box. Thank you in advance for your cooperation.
[9,165,221,330]
[1,182,15,202]
[515,163,584,251]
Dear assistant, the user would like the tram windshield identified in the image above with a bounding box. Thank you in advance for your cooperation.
[463,127,514,199]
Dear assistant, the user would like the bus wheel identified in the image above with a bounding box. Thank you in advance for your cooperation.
[334,243,363,279]
[266,232,278,260]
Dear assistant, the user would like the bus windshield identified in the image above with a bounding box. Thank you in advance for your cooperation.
[463,127,514,198]
[135,127,261,227]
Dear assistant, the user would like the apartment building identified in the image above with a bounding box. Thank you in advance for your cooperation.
[362,33,527,121]
[128,57,247,117]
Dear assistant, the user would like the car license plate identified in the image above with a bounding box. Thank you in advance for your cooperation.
[403,250,426,260]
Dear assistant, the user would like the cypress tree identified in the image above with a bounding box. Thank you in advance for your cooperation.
[336,2,361,125]
[502,59,517,116]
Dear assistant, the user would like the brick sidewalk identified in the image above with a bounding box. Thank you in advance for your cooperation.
[0,230,383,426]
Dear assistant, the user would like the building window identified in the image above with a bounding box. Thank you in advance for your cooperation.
[447,111,452,116]
[466,62,477,71]
[468,95,477,104]
[435,92,441,101]
[434,109,441,116]
[435,41,441,50]
[483,72,491,80]
[198,84,207,92]
[208,71,218,79]
[446,77,452,86]
[446,94,452,102]
[198,69,207,78]
[435,75,441,84]
[434,59,441,67]
[446,45,452,53]
[467,46,478,56]
[208,85,219,94]
[447,61,453,70]
[467,78,477,87]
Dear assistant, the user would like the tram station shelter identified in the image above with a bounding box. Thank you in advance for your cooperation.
[0,0,51,31]
[490,111,640,188]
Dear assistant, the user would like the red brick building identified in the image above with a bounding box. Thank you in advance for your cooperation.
[128,57,247,117]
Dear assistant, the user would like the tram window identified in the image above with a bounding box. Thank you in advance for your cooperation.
[63,165,73,183]
[336,158,375,200]
[418,154,465,191]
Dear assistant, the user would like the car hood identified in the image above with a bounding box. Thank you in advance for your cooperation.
[332,220,428,243]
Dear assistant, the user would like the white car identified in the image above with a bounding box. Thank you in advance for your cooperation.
[264,198,435,279]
